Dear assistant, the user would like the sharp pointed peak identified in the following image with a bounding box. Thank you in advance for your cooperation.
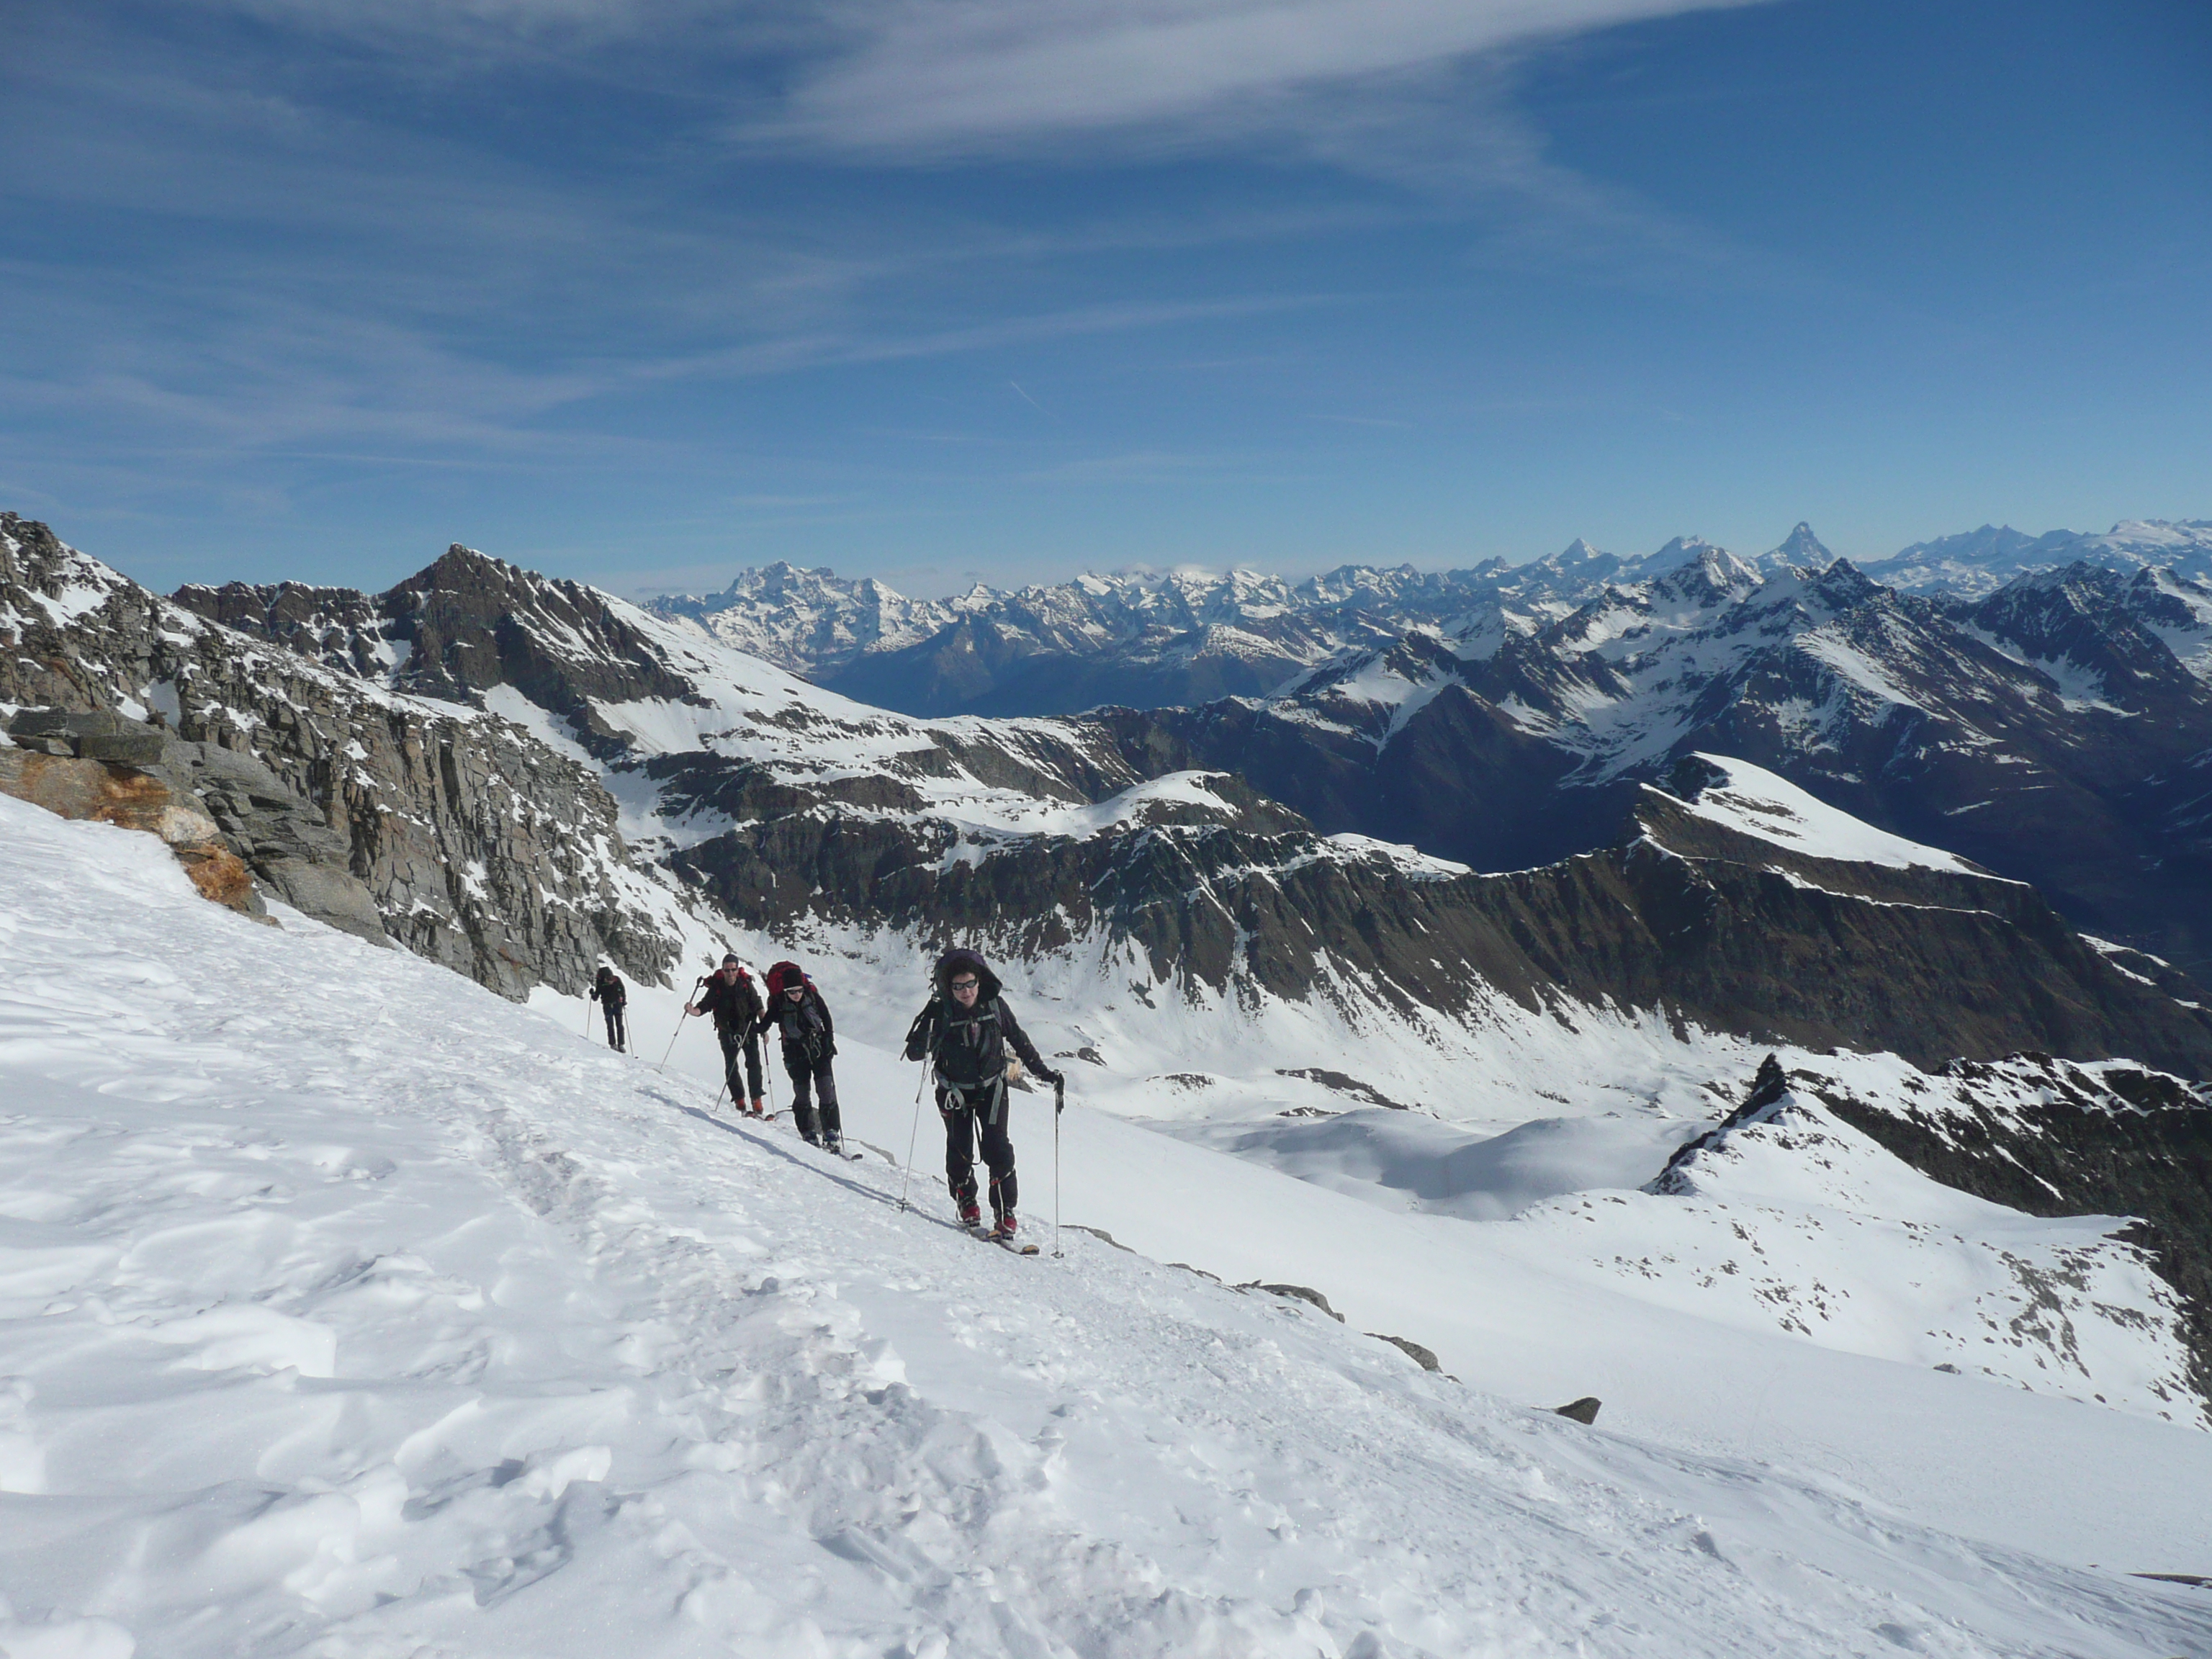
[1771,522,1833,561]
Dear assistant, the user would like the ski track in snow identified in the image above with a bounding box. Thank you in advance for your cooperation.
[3,799,2212,1656]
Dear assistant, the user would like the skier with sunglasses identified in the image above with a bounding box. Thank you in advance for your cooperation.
[903,948,1061,1241]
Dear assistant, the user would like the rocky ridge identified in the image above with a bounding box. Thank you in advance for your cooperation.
[1,515,683,997]
[1678,1052,2212,1424]
[1637,1052,2209,1426]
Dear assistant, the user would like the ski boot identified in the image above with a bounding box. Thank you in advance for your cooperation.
[988,1212,1018,1243]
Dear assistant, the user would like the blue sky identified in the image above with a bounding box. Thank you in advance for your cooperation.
[4,0,2207,599]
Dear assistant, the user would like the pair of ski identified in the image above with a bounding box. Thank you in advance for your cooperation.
[969,1222,1040,1256]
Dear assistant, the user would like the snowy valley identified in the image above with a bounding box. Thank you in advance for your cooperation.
[5,509,2212,1655]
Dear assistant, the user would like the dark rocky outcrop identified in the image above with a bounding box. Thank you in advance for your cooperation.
[1647,1054,1792,1195]
[1247,1284,1344,1321]
[1370,1334,1441,1371]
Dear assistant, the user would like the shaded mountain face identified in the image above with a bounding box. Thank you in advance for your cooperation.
[665,754,2212,1079]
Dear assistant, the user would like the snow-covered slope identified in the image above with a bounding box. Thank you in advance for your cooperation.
[7,793,2212,1657]
[1662,753,1984,874]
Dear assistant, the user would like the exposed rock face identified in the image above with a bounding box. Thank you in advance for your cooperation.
[2,515,679,997]
[1765,1053,2212,1421]
[176,545,703,758]
[153,734,387,943]
[667,754,2212,1076]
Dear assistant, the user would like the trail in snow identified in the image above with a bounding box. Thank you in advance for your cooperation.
[2,796,2211,1656]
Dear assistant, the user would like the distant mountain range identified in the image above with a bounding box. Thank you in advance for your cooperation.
[1864,519,2212,596]
[646,519,2212,717]
[640,518,2212,964]
[1113,548,2212,961]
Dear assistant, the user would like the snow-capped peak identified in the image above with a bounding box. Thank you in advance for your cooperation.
[1763,521,1835,572]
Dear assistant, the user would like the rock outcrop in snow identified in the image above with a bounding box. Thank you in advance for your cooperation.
[1802,1052,2212,1416]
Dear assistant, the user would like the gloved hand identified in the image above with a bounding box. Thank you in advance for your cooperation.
[1039,1066,1064,1087]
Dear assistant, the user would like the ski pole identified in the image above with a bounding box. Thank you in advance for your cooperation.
[581,997,592,1039]
[657,982,701,1068]
[1052,1076,1065,1259]
[897,1063,928,1212]
[658,1011,688,1066]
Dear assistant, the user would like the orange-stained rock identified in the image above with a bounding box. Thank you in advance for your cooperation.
[0,746,262,915]
[174,842,259,910]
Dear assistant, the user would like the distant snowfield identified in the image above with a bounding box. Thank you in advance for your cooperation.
[1672,755,1984,873]
[4,798,2212,1657]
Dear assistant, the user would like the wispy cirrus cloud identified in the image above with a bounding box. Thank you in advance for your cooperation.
[769,0,1771,157]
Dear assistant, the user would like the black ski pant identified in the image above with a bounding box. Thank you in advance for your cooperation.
[601,1004,627,1051]
[784,1046,841,1144]
[940,1082,1016,1220]
[718,1025,764,1102]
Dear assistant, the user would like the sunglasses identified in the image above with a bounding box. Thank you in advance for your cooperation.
[950,978,979,990]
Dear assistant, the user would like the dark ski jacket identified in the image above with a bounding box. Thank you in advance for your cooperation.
[590,968,627,1009]
[903,948,1054,1092]
[764,961,835,1062]
[696,966,763,1035]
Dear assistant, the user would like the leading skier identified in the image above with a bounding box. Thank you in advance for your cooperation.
[903,948,1062,1241]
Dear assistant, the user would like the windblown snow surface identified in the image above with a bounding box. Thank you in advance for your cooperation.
[4,797,2212,1657]
[1670,756,1984,875]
